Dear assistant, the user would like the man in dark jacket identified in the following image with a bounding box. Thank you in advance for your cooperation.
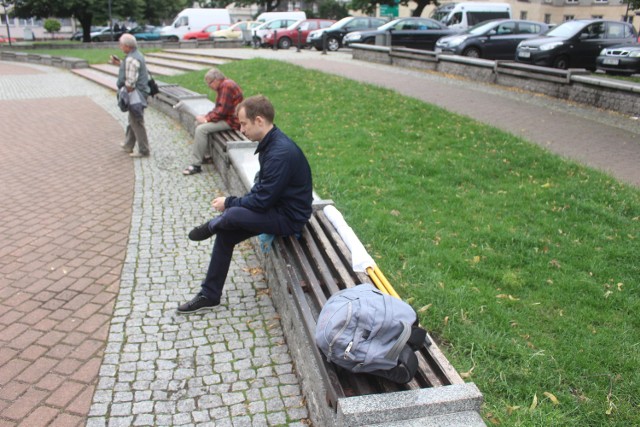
[178,95,313,314]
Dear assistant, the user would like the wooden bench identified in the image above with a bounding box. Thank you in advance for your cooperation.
[272,207,465,406]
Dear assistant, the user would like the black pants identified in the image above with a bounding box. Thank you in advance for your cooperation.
[200,206,303,302]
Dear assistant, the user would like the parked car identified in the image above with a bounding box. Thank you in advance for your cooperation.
[262,18,335,49]
[70,26,104,41]
[211,21,260,40]
[596,44,640,75]
[252,18,300,47]
[129,25,162,41]
[343,17,456,51]
[307,16,388,51]
[183,23,231,40]
[515,19,637,70]
[435,19,549,59]
[90,27,126,42]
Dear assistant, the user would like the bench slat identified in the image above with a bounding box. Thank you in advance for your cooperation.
[307,216,358,290]
[286,235,328,307]
[300,227,342,297]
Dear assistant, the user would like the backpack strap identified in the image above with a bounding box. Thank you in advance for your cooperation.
[407,326,430,351]
[384,321,412,361]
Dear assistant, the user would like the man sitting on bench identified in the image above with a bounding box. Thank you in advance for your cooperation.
[182,68,244,175]
[178,95,314,313]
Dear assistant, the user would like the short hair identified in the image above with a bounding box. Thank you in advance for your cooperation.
[119,33,137,48]
[236,95,275,123]
[204,68,225,83]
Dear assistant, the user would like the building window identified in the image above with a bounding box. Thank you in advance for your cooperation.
[565,0,578,3]
[520,11,528,19]
[592,15,603,19]
[594,0,608,3]
[544,14,551,24]
[563,15,575,21]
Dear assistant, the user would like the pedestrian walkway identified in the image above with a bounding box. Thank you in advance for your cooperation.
[0,61,308,426]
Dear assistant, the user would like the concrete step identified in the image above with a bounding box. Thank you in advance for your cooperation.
[144,56,207,72]
[71,67,117,91]
[147,51,228,67]
[163,48,243,62]
[90,62,183,78]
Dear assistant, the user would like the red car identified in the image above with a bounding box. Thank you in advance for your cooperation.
[183,23,231,40]
[262,18,335,49]
[0,36,16,43]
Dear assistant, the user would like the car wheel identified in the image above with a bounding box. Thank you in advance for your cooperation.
[91,37,99,42]
[364,38,375,45]
[168,36,179,42]
[278,37,292,49]
[327,37,340,51]
[462,47,481,58]
[552,55,569,70]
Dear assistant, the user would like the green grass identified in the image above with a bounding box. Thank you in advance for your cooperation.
[162,59,640,426]
[24,48,160,64]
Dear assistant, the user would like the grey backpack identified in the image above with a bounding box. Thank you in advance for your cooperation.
[315,284,429,383]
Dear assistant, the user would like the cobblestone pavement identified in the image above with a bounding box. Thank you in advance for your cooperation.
[0,62,308,426]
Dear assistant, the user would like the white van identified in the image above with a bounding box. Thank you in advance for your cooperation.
[160,8,232,41]
[255,11,306,24]
[430,3,511,31]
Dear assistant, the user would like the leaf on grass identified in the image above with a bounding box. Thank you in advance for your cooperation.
[541,182,552,188]
[543,392,559,405]
[529,393,538,411]
[604,290,613,299]
[390,209,400,217]
[472,255,481,263]
[617,282,624,291]
[443,316,449,326]
[418,304,432,313]
[506,405,520,415]
[549,259,561,268]
[496,294,520,301]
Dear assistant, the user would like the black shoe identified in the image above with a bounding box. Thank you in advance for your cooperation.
[182,165,202,175]
[189,222,214,241]
[202,156,213,164]
[177,293,219,314]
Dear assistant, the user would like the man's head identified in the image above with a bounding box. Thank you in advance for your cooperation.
[204,68,226,91]
[119,33,137,53]
[236,95,275,142]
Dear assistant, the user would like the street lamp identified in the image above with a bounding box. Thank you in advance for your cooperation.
[1,0,13,47]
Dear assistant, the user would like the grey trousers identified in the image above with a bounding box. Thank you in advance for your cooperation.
[123,110,150,155]
[191,121,232,166]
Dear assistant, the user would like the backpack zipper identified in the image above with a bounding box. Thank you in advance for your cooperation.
[327,301,352,361]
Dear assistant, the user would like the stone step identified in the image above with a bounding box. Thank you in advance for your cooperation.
[90,62,184,77]
[163,48,244,62]
[70,67,117,91]
[146,51,228,67]
[144,56,207,72]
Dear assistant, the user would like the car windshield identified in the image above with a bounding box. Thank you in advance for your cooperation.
[287,19,306,30]
[377,19,404,31]
[328,17,353,29]
[545,21,585,38]
[467,21,501,36]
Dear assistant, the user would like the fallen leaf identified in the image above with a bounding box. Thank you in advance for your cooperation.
[544,392,559,405]
[473,255,481,263]
[506,405,520,415]
[617,283,624,291]
[541,182,552,188]
[529,393,538,411]
[443,316,449,326]
[390,209,400,217]
[418,304,432,313]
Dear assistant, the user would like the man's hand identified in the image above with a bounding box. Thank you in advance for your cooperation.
[212,197,226,212]
[195,115,208,124]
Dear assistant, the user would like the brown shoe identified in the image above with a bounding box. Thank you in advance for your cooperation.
[130,151,150,158]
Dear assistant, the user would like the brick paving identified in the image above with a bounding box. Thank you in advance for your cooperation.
[0,62,308,426]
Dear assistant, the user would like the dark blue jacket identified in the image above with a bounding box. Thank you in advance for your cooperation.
[225,126,313,227]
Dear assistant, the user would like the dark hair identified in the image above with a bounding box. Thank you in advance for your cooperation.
[236,95,275,123]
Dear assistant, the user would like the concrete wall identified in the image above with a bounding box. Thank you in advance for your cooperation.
[352,45,640,117]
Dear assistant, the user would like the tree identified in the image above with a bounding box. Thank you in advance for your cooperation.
[13,0,188,42]
[350,0,436,17]
[316,0,350,20]
[43,17,60,38]
[231,0,281,14]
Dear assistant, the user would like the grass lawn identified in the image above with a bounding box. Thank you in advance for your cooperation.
[161,59,640,426]
[22,47,160,64]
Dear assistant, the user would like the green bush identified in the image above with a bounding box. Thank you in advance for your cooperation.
[44,19,61,39]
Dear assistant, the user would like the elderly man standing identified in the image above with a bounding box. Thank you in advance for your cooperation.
[182,68,243,175]
[178,95,313,313]
[111,33,151,158]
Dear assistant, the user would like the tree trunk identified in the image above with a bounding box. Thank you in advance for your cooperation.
[77,13,94,43]
[412,0,433,17]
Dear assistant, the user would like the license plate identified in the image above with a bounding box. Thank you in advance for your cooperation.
[603,58,619,65]
[435,47,442,53]
[518,50,531,58]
